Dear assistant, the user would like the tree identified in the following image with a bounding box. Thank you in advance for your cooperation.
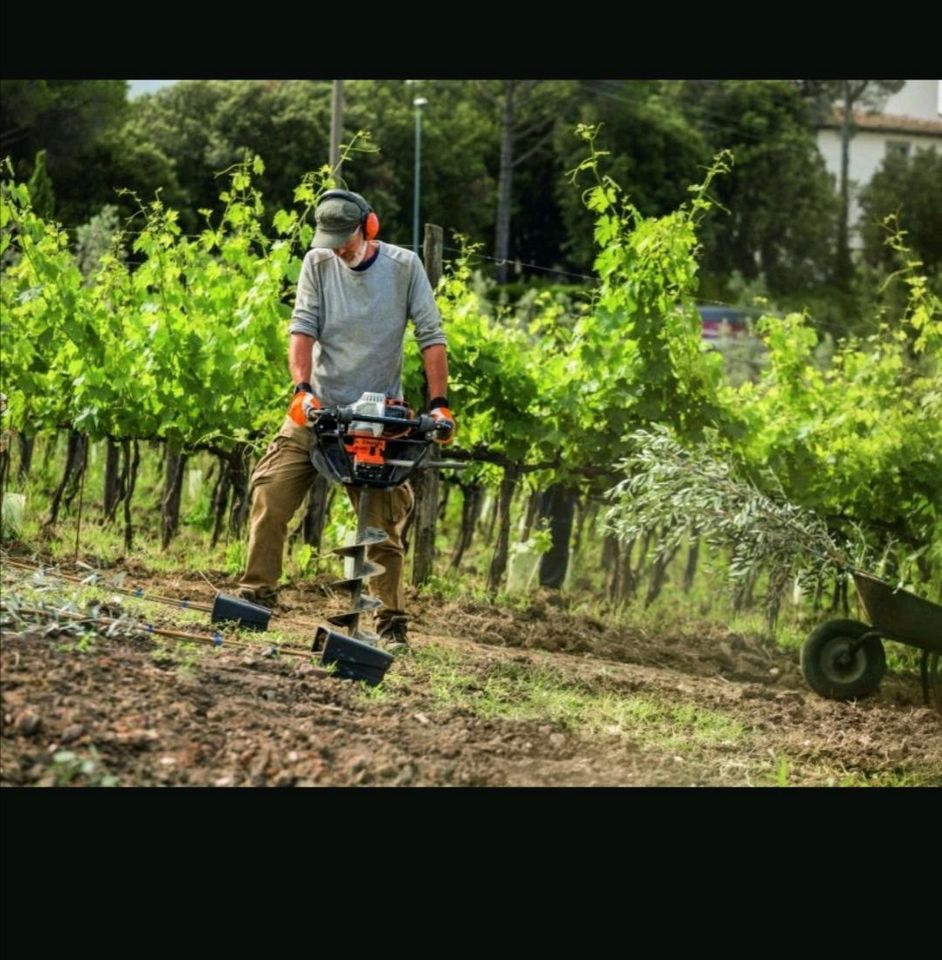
[0,80,129,226]
[343,80,497,249]
[117,79,498,247]
[677,79,839,301]
[800,80,905,288]
[111,80,331,234]
[75,204,124,278]
[26,150,54,220]
[480,81,579,282]
[858,147,942,275]
[557,81,706,272]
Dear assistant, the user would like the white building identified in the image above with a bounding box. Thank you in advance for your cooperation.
[816,80,942,249]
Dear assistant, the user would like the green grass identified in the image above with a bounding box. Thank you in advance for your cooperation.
[153,638,206,675]
[758,753,942,788]
[50,747,119,787]
[835,769,942,787]
[354,679,397,704]
[404,643,744,750]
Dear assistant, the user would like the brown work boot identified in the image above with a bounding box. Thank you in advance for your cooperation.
[376,614,410,655]
[236,586,279,610]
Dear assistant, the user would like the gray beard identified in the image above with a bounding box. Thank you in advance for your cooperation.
[338,240,369,269]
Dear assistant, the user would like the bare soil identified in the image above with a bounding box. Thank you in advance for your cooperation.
[2,559,939,787]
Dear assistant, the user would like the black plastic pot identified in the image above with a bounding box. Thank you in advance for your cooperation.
[313,626,393,686]
[211,594,271,631]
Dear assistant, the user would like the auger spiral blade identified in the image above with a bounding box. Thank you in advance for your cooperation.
[314,488,394,684]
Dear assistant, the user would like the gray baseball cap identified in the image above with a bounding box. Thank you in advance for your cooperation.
[311,196,363,248]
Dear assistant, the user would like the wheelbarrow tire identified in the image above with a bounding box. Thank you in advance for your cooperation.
[801,619,886,701]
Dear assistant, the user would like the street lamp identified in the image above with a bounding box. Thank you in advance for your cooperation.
[412,96,428,256]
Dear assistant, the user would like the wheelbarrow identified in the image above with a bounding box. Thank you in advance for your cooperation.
[800,571,942,708]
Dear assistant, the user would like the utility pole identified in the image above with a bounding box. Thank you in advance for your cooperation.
[411,224,444,586]
[300,78,346,551]
[330,80,344,178]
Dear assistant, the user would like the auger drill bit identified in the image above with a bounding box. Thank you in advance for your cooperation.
[312,486,395,685]
[327,490,387,641]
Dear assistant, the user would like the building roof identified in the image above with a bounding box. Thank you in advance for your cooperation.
[821,110,942,137]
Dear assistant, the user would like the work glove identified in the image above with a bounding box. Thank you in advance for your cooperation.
[429,397,455,445]
[289,383,321,426]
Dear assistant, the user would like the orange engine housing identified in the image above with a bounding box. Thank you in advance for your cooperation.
[344,434,387,465]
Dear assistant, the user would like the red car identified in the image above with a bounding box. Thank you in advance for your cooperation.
[698,306,750,340]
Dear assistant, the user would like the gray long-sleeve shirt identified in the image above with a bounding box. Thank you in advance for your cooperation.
[288,241,447,406]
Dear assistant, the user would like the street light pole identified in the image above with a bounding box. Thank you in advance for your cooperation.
[412,96,428,256]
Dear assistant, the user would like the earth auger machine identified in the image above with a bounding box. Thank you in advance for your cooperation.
[212,392,455,685]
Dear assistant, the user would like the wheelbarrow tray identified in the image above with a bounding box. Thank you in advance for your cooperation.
[852,572,942,653]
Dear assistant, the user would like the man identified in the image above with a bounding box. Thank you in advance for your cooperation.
[237,189,454,653]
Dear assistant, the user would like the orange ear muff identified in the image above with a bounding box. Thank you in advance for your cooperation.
[320,189,379,240]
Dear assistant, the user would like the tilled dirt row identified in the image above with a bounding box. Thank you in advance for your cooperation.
[2,562,939,786]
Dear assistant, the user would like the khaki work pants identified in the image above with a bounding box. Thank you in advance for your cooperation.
[239,417,414,620]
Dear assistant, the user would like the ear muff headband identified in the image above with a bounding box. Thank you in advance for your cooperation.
[319,189,380,240]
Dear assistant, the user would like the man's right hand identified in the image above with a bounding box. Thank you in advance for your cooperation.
[289,385,321,426]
